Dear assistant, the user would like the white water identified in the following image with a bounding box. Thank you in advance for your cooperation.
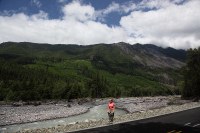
[0,104,126,133]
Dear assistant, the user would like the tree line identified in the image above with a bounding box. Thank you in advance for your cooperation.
[0,53,186,102]
[0,59,112,101]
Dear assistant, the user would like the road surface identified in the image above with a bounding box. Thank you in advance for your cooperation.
[71,107,200,133]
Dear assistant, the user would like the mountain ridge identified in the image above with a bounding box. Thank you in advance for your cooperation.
[0,41,186,69]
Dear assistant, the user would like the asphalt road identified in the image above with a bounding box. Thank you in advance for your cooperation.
[71,107,200,133]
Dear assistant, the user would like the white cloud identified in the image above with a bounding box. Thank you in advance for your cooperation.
[138,0,185,9]
[31,0,42,8]
[0,1,127,45]
[62,1,95,21]
[58,0,67,3]
[96,1,136,22]
[120,0,200,49]
[99,2,120,15]
[0,0,200,49]
[139,0,172,9]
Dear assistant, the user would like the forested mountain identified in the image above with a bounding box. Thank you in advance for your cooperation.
[0,42,186,101]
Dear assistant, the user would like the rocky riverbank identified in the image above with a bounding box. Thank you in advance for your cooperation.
[0,100,92,126]
[0,96,199,133]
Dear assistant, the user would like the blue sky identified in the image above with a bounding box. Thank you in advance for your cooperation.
[0,0,200,49]
[0,0,141,26]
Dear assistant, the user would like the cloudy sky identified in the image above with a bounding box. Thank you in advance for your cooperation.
[0,0,200,49]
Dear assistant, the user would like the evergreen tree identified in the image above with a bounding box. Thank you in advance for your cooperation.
[183,48,200,98]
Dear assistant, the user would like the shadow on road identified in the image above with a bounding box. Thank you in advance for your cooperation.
[75,122,200,133]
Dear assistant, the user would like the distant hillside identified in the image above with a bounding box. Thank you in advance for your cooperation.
[0,42,186,68]
[0,42,186,101]
[114,42,185,68]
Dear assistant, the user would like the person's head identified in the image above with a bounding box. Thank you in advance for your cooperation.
[110,98,113,103]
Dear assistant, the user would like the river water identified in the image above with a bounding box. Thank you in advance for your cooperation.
[0,104,127,133]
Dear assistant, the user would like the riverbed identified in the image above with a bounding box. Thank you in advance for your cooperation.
[0,96,190,133]
[0,104,126,133]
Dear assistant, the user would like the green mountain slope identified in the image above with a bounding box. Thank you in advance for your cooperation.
[0,42,186,101]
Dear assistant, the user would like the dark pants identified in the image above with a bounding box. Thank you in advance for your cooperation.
[108,112,114,122]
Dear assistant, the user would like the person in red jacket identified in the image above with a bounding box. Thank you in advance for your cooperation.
[107,99,115,122]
